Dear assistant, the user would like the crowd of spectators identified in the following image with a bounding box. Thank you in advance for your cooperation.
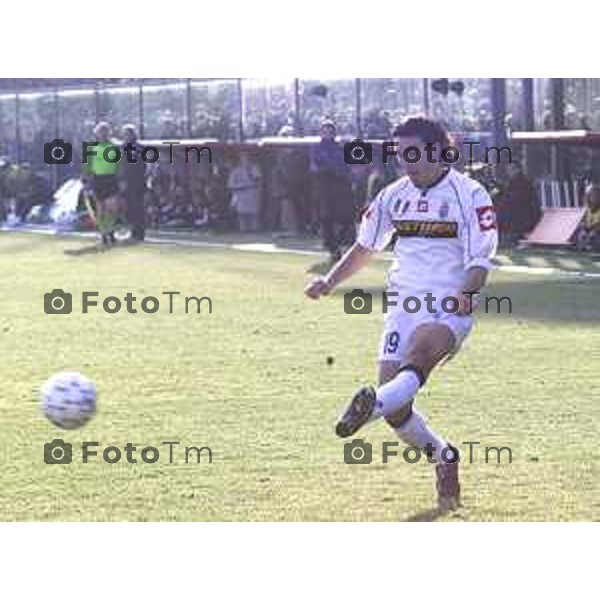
[0,159,53,223]
[3,132,600,252]
[1,76,599,251]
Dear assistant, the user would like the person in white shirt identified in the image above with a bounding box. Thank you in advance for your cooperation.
[305,117,498,510]
[227,152,262,232]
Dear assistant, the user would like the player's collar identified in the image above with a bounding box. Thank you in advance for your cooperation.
[414,167,451,194]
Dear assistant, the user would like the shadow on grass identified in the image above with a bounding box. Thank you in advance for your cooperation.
[501,247,600,272]
[404,506,455,522]
[0,232,57,254]
[483,277,600,325]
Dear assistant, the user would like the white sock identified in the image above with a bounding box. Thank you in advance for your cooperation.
[372,368,422,419]
[392,409,454,463]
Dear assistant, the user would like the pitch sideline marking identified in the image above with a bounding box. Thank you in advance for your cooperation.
[3,225,600,279]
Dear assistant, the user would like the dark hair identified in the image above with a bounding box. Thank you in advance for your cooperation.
[392,116,451,147]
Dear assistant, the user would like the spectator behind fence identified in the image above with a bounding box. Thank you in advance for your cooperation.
[499,161,541,246]
[351,162,388,220]
[2,162,40,221]
[189,162,211,228]
[310,118,355,263]
[227,152,262,232]
[120,124,146,241]
[366,162,386,205]
[268,150,290,233]
[269,139,310,235]
[278,130,311,235]
[575,184,600,251]
[0,158,10,221]
[349,163,371,216]
[206,163,231,231]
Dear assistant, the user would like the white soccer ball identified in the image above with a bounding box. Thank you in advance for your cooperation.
[41,371,97,429]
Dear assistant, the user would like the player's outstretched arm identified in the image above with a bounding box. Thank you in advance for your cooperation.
[304,242,373,300]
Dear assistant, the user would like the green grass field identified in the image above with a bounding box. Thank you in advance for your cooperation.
[1,231,599,521]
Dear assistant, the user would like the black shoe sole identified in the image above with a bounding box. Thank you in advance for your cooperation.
[335,387,376,438]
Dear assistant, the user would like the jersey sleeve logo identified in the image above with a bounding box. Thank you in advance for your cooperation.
[476,206,497,231]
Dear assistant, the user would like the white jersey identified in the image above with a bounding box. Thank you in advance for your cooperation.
[357,168,498,303]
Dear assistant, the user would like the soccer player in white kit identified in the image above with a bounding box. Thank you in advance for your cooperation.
[305,117,498,510]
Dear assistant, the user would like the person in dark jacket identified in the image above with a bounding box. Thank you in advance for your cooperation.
[500,161,541,245]
[121,124,147,241]
[310,119,355,263]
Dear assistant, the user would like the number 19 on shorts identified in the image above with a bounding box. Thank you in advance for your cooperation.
[385,331,401,355]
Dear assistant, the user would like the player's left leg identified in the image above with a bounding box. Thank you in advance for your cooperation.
[104,194,121,244]
[92,198,111,246]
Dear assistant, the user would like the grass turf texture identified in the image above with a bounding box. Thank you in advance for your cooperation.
[1,232,599,521]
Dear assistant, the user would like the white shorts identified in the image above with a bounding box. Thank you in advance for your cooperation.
[378,309,474,363]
